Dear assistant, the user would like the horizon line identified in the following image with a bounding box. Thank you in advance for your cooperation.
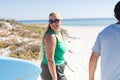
[18,17,115,21]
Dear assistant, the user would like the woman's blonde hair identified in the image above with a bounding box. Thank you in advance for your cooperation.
[44,12,62,34]
[49,12,62,20]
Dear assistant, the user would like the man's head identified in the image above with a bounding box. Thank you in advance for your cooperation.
[114,1,120,20]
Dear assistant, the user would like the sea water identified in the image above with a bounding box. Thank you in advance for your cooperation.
[19,18,117,27]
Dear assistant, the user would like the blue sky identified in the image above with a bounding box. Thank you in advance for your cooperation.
[0,0,119,20]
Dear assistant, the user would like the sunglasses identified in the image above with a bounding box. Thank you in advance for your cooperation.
[49,19,61,24]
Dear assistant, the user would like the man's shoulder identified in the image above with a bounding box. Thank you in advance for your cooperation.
[99,24,115,35]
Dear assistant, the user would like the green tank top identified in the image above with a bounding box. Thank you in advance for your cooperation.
[42,30,67,65]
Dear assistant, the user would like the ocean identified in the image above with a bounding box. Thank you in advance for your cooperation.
[19,18,117,27]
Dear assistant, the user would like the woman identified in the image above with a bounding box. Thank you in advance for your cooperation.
[41,12,67,80]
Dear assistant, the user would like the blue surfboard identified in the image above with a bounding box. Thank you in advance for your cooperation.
[0,57,41,80]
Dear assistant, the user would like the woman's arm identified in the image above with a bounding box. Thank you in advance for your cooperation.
[44,34,57,80]
[89,52,100,80]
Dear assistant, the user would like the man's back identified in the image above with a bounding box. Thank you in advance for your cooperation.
[92,24,120,80]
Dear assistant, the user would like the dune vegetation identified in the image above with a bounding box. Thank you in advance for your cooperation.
[0,19,67,60]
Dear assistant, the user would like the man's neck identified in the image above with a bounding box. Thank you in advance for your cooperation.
[117,21,120,24]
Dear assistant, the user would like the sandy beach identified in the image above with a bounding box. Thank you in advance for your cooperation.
[63,26,104,80]
[35,26,105,80]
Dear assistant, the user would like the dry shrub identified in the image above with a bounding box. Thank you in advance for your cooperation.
[6,38,19,45]
[0,41,9,48]
[9,44,40,60]
[0,32,7,37]
[31,34,40,38]
[9,45,17,51]
[30,44,40,53]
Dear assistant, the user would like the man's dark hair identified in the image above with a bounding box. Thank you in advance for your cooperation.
[114,1,120,20]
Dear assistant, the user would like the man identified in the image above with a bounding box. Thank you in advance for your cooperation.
[89,1,120,80]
